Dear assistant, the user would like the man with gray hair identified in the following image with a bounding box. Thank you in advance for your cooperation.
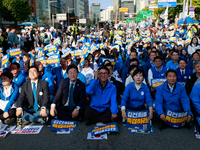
[185,60,200,111]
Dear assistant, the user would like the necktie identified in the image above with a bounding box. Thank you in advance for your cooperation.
[32,82,38,111]
[69,83,74,110]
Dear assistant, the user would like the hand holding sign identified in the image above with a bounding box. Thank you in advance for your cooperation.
[160,114,167,122]
[122,110,127,120]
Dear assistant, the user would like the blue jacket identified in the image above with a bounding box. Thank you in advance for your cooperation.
[114,58,123,73]
[187,60,193,71]
[121,66,131,85]
[52,66,68,87]
[166,60,179,70]
[86,79,118,114]
[190,83,200,114]
[0,83,19,112]
[176,68,192,86]
[121,82,153,109]
[12,58,23,64]
[40,70,54,95]
[122,59,145,71]
[155,81,192,115]
[143,60,155,82]
[150,66,167,79]
[13,72,26,87]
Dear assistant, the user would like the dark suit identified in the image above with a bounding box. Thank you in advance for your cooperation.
[16,79,50,122]
[17,79,50,109]
[52,78,86,120]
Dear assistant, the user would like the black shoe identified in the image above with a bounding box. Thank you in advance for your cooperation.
[159,122,168,130]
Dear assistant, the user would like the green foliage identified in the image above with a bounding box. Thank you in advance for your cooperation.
[1,0,31,21]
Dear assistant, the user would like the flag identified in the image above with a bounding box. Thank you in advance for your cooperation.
[183,0,188,19]
[175,15,178,31]
[53,38,61,46]
[164,6,168,25]
[1,54,9,69]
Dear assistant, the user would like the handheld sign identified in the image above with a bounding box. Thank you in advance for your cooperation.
[50,119,77,131]
[47,54,60,67]
[151,78,166,90]
[126,109,151,132]
[1,54,9,69]
[8,48,22,58]
[165,109,188,128]
[91,122,119,136]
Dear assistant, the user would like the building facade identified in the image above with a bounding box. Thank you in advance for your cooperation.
[90,3,100,24]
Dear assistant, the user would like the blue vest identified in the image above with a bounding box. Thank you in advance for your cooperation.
[151,66,167,79]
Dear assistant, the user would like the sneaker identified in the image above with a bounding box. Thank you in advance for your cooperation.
[4,118,15,125]
[96,122,105,126]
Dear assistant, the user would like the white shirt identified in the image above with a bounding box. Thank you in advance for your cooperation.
[64,81,76,106]
[80,67,94,86]
[3,86,12,98]
[125,75,146,87]
[188,44,200,55]
[31,79,38,91]
[62,69,66,76]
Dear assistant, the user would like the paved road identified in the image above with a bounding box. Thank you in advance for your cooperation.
[0,116,199,150]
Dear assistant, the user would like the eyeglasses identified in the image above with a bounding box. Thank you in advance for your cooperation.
[99,72,108,75]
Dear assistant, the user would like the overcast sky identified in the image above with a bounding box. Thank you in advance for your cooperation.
[89,0,113,10]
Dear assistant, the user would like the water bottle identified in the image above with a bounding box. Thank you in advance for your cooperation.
[17,115,22,130]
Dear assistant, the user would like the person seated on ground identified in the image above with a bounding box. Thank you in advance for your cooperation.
[190,82,200,131]
[20,53,30,72]
[79,58,94,86]
[66,53,78,66]
[143,51,157,82]
[105,63,125,105]
[51,57,68,88]
[16,66,50,123]
[185,60,200,97]
[166,50,179,70]
[22,62,29,81]
[85,66,118,125]
[187,52,200,71]
[121,69,153,122]
[176,59,192,86]
[148,56,168,98]
[122,51,144,71]
[35,61,54,102]
[12,56,23,64]
[125,65,147,87]
[113,52,123,74]
[0,72,19,124]
[165,49,172,63]
[155,69,192,128]
[122,58,139,84]
[159,45,167,60]
[50,64,86,121]
[10,62,26,87]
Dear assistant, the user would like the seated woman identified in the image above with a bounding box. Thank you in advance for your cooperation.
[121,69,153,121]
[80,58,94,86]
[0,71,19,124]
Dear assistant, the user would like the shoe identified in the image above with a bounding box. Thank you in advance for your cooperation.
[159,122,168,130]
[96,122,105,126]
[5,118,15,125]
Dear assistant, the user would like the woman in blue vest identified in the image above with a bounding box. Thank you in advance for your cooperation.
[121,69,153,121]
[0,71,19,124]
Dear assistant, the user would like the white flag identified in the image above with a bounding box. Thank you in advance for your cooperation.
[183,0,188,19]
[164,6,168,25]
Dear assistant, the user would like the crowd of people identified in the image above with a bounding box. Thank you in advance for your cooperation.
[0,22,200,133]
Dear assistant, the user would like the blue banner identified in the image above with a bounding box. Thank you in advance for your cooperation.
[50,119,77,131]
[151,78,166,90]
[126,109,151,131]
[91,122,119,136]
[157,0,177,7]
[47,54,60,67]
[165,109,188,128]
[8,48,22,58]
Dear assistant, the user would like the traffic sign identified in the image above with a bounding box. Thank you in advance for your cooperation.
[126,19,133,23]
[189,6,195,12]
[189,12,195,17]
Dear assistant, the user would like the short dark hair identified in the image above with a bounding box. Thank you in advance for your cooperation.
[149,51,157,56]
[1,71,13,80]
[154,56,162,61]
[130,51,138,56]
[67,64,78,73]
[29,66,39,72]
[128,65,138,73]
[165,69,177,77]
[105,63,113,69]
[11,62,20,68]
[31,47,35,50]
[132,68,145,79]
[98,65,110,75]
[130,58,139,65]
[103,60,111,66]
[178,58,187,64]
[171,50,179,55]
[23,53,30,58]
[192,52,199,58]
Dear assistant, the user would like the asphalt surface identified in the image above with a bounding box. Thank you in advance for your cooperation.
[0,113,199,150]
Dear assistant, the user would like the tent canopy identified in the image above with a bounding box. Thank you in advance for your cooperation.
[178,16,200,26]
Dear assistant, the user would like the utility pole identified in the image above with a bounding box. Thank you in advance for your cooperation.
[190,0,192,7]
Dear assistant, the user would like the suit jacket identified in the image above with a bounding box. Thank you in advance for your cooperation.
[17,79,50,109]
[52,78,86,108]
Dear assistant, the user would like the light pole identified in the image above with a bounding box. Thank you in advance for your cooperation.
[68,7,75,27]
[48,0,57,27]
